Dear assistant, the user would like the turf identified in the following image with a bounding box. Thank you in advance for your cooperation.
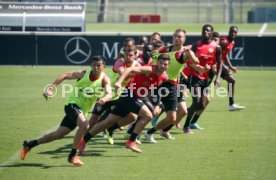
[0,66,275,179]
[85,23,276,34]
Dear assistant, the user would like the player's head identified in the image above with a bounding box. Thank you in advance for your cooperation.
[152,39,164,50]
[150,32,161,43]
[202,24,214,40]
[142,43,154,64]
[212,31,220,45]
[90,55,106,74]
[229,26,238,40]
[173,29,186,46]
[124,45,136,63]
[139,36,149,45]
[123,37,136,52]
[157,54,170,72]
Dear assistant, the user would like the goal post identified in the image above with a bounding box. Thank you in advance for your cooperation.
[0,2,86,32]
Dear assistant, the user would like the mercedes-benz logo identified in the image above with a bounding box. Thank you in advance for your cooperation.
[64,37,92,64]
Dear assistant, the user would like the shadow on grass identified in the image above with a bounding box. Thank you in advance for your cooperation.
[0,163,71,169]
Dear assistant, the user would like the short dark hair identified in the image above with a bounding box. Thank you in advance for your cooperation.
[202,24,214,32]
[152,39,164,50]
[230,26,238,31]
[91,55,106,65]
[212,31,220,38]
[123,37,136,45]
[139,36,149,45]
[158,54,170,61]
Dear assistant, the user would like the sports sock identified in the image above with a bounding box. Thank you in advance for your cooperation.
[107,123,120,137]
[129,133,138,142]
[127,121,138,134]
[83,132,94,143]
[229,97,234,106]
[162,124,174,132]
[147,127,156,134]
[68,148,77,162]
[28,140,38,148]
[191,114,200,124]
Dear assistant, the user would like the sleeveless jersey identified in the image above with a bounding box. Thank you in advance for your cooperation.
[220,36,235,61]
[110,60,139,99]
[126,65,168,99]
[185,40,217,80]
[66,70,105,113]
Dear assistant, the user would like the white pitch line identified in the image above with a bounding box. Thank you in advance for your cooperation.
[0,125,59,173]
[258,23,268,37]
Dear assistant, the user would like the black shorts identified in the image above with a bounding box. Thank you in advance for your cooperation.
[111,90,144,117]
[92,99,118,116]
[179,73,190,89]
[221,66,232,79]
[60,104,83,130]
[208,70,215,85]
[159,81,178,112]
[188,76,209,96]
[178,90,185,102]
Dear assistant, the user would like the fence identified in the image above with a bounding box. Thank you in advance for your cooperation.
[1,0,276,24]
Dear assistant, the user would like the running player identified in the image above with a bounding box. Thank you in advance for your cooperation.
[220,26,245,111]
[183,24,222,134]
[20,56,112,167]
[79,53,170,153]
[145,29,199,142]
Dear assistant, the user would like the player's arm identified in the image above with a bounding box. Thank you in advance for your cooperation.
[185,44,199,64]
[214,46,223,87]
[224,53,237,73]
[115,66,152,90]
[43,70,85,100]
[98,75,113,106]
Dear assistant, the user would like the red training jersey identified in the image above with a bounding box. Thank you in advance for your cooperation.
[185,40,217,80]
[127,65,168,99]
[220,36,235,61]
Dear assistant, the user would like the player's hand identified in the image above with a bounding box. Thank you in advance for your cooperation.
[43,85,55,101]
[214,78,221,87]
[97,98,106,106]
[204,64,211,72]
[114,82,121,91]
[231,67,237,73]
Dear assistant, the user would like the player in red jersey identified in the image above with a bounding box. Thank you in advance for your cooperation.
[183,24,223,134]
[146,29,198,141]
[220,26,245,111]
[187,31,221,130]
[79,54,170,153]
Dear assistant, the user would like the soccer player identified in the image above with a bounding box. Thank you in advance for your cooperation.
[88,46,141,145]
[187,31,221,130]
[220,26,245,111]
[79,53,170,153]
[145,29,199,142]
[20,56,112,167]
[183,24,222,134]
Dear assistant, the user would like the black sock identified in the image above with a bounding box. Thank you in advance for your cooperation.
[127,121,138,134]
[129,133,138,141]
[191,114,200,124]
[84,132,94,143]
[68,148,77,162]
[229,97,234,106]
[162,124,174,132]
[107,123,120,137]
[28,140,38,148]
[147,127,156,134]
[184,114,193,129]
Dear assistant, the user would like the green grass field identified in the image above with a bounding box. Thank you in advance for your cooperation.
[0,66,275,179]
[86,23,276,34]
